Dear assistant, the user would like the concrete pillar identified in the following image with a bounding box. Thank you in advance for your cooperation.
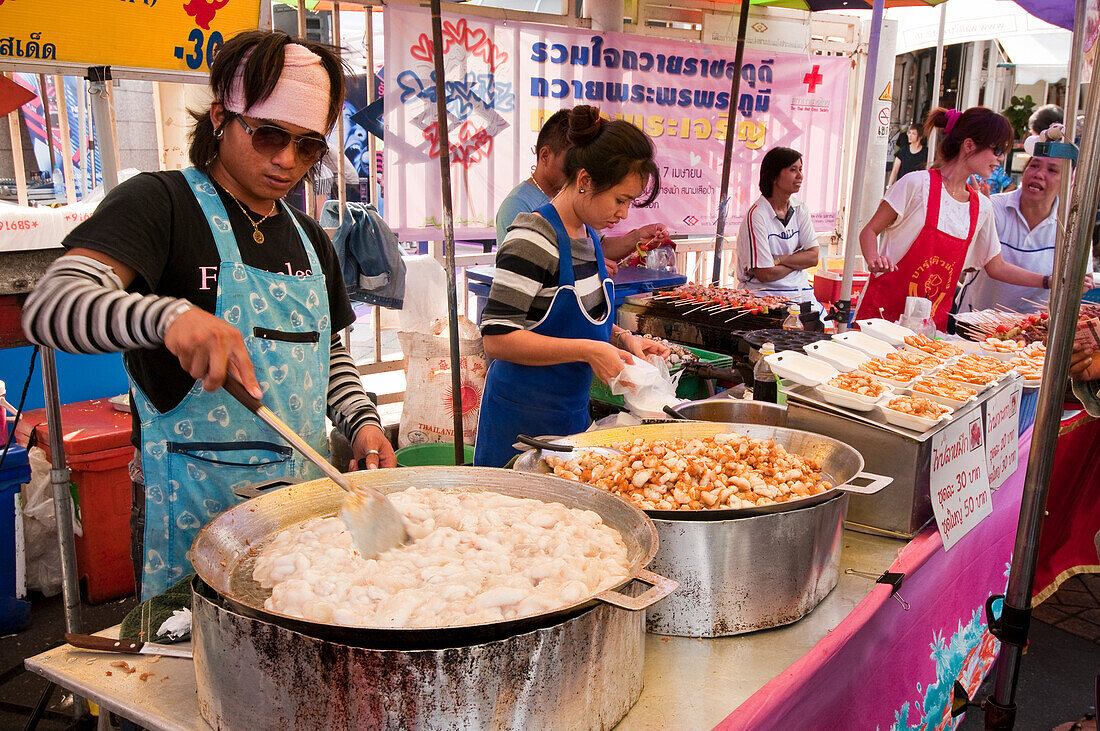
[585,0,623,33]
[961,41,985,110]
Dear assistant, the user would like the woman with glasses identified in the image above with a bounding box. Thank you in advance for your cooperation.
[856,106,1049,329]
[473,105,669,467]
[22,30,394,600]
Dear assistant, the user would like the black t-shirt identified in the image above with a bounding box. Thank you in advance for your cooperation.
[894,142,927,180]
[61,170,355,420]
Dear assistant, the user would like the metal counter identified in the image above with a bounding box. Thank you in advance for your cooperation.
[25,530,903,731]
[784,377,1017,538]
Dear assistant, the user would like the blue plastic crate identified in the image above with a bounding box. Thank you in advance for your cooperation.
[0,444,31,634]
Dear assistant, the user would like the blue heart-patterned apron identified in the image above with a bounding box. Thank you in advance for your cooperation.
[473,202,614,467]
[129,167,331,599]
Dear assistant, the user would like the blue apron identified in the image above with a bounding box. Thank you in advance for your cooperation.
[473,202,614,467]
[130,167,331,599]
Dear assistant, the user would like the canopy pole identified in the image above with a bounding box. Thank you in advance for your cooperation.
[1057,0,1086,236]
[984,1,1098,723]
[836,0,885,331]
[429,0,465,465]
[926,2,947,167]
[40,346,87,720]
[710,0,752,285]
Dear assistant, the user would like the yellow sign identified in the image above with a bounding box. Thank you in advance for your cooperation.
[879,82,892,102]
[0,0,261,73]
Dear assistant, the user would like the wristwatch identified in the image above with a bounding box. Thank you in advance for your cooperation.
[1042,275,1051,290]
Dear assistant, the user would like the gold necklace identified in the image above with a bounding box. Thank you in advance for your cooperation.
[529,175,552,198]
[221,185,278,244]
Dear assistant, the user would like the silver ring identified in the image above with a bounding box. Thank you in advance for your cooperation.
[365,449,380,456]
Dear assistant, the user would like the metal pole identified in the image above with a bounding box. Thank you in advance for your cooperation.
[86,67,119,192]
[927,2,947,167]
[429,0,465,465]
[985,19,1100,727]
[710,0,751,286]
[836,0,885,331]
[39,346,86,720]
[1057,0,1087,235]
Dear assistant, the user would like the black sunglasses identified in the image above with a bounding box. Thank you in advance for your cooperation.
[233,116,328,165]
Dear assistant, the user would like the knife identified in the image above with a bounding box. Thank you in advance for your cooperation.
[65,633,193,659]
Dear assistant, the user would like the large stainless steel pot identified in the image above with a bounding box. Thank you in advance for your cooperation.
[513,421,891,520]
[192,577,647,731]
[514,422,890,637]
[661,394,788,426]
[190,466,675,649]
[645,493,848,636]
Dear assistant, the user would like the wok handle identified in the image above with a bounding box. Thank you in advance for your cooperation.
[594,569,678,611]
[840,471,894,495]
[516,434,571,452]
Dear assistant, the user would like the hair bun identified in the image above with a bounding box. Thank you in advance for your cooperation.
[568,105,603,147]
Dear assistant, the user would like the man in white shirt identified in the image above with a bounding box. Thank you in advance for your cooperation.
[957,155,1092,313]
[735,147,821,307]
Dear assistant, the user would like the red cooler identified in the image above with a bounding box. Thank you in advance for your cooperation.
[16,398,135,603]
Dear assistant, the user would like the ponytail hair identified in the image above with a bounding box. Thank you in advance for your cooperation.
[563,105,661,207]
[923,106,1014,164]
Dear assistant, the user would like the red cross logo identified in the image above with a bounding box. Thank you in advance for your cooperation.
[803,65,824,93]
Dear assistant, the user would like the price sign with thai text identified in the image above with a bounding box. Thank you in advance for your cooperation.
[930,411,993,551]
[984,381,1022,490]
[0,1,261,73]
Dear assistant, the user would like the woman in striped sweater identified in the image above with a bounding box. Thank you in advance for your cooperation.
[473,105,668,467]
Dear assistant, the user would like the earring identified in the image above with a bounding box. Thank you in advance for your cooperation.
[579,187,585,193]
[213,128,224,139]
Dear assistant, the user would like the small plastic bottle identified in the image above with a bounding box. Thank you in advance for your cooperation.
[783,305,804,331]
[753,343,779,403]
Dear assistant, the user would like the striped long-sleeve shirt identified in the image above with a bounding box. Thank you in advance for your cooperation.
[479,213,608,335]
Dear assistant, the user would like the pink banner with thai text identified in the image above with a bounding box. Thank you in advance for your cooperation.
[382,6,850,240]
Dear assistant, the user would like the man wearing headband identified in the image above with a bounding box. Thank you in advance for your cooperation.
[22,30,395,600]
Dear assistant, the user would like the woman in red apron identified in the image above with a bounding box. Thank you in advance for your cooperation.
[857,106,1048,329]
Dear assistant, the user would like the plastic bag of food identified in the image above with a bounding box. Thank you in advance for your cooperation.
[608,356,683,418]
[398,315,486,448]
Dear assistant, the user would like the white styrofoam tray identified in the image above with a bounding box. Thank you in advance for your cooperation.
[804,340,871,372]
[815,383,890,412]
[878,400,952,432]
[764,351,839,388]
[855,318,916,346]
[833,331,895,358]
[905,382,975,410]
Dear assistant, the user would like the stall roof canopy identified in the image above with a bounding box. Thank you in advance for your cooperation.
[997,32,1072,84]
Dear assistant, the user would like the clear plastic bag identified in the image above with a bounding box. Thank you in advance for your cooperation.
[608,355,683,418]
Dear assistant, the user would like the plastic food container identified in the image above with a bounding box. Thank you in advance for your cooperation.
[978,339,1025,361]
[855,318,917,346]
[905,382,975,410]
[803,340,870,372]
[855,366,918,389]
[816,383,889,412]
[833,331,895,359]
[763,351,839,387]
[878,401,952,432]
[932,371,998,393]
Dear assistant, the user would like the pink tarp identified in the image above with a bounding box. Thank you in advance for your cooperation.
[717,429,1034,730]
